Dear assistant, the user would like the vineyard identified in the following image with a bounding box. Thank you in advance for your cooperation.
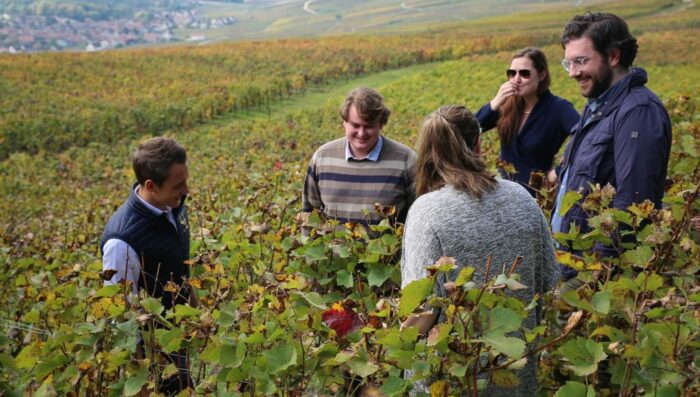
[1,0,699,395]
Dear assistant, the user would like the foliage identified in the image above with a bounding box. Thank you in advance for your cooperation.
[1,1,699,395]
[1,0,694,159]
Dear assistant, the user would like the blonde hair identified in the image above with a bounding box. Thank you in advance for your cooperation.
[415,105,497,198]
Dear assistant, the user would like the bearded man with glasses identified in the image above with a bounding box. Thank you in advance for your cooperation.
[551,12,672,285]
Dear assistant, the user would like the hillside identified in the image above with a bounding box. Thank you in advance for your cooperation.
[0,0,611,52]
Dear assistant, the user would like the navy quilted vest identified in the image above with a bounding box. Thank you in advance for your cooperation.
[100,184,190,310]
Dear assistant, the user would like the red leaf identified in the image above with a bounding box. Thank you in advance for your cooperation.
[322,303,359,337]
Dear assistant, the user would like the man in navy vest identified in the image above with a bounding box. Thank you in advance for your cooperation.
[551,12,672,284]
[101,136,192,394]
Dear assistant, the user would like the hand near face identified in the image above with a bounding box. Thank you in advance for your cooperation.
[490,81,517,112]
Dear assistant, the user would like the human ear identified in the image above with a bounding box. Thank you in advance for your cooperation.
[143,179,155,192]
[607,48,621,67]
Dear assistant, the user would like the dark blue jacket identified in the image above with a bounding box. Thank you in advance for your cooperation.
[100,184,190,310]
[558,68,671,276]
[476,90,580,194]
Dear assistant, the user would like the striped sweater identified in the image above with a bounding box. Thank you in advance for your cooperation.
[302,136,417,226]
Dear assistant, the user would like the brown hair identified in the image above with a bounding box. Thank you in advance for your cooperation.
[562,12,637,68]
[497,47,551,146]
[132,137,187,186]
[339,87,390,127]
[415,105,497,199]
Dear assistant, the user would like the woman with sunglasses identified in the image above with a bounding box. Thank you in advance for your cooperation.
[476,47,579,195]
[401,105,558,396]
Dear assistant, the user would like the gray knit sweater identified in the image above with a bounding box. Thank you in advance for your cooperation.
[401,180,558,397]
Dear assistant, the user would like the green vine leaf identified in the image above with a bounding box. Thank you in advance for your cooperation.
[556,337,607,376]
[399,278,434,317]
[263,344,297,374]
[347,359,379,378]
[554,381,595,397]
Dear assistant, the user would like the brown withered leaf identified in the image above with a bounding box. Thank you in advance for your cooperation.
[497,159,517,175]
[608,341,624,354]
[564,310,584,334]
[367,315,383,330]
[426,256,457,276]
[188,278,203,289]
[528,171,545,191]
[99,269,118,281]
[344,222,365,238]
[691,215,700,232]
[359,385,383,397]
[429,380,449,397]
[136,314,151,324]
[249,223,270,234]
[163,281,179,293]
[373,203,396,217]
[274,273,288,282]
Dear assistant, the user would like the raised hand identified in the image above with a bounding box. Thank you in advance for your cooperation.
[490,81,517,112]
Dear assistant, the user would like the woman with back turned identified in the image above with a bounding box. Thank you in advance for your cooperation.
[401,105,558,396]
[476,47,579,195]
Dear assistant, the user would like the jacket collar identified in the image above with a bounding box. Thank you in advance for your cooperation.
[591,67,648,116]
[127,182,186,220]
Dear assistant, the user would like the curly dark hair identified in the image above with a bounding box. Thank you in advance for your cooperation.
[561,12,638,68]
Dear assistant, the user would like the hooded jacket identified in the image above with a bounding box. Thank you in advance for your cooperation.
[557,67,671,278]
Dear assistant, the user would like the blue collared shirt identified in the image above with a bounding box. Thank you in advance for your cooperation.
[345,135,383,161]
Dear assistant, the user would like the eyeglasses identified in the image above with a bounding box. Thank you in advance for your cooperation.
[506,69,532,79]
[561,56,591,72]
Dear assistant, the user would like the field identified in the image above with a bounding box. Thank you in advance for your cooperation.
[1,0,699,395]
[185,0,595,41]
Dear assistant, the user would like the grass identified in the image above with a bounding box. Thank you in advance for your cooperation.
[226,61,444,121]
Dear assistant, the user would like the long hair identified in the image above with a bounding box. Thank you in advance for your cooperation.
[497,47,551,146]
[415,105,497,199]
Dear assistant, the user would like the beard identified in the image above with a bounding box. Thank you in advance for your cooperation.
[580,57,614,99]
[587,64,613,99]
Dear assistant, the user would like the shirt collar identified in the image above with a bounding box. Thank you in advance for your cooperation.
[134,185,171,216]
[345,135,383,162]
[587,72,629,112]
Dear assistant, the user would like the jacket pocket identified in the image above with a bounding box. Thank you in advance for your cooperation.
[573,128,613,180]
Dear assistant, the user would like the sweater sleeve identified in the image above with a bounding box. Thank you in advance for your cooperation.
[475,102,499,133]
[399,150,418,224]
[559,100,580,138]
[301,152,322,212]
[401,205,442,288]
[539,213,559,293]
[551,100,580,174]
[612,104,671,211]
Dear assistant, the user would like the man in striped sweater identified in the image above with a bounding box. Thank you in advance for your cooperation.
[302,87,417,228]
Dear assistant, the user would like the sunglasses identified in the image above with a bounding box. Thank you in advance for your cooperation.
[506,69,532,79]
